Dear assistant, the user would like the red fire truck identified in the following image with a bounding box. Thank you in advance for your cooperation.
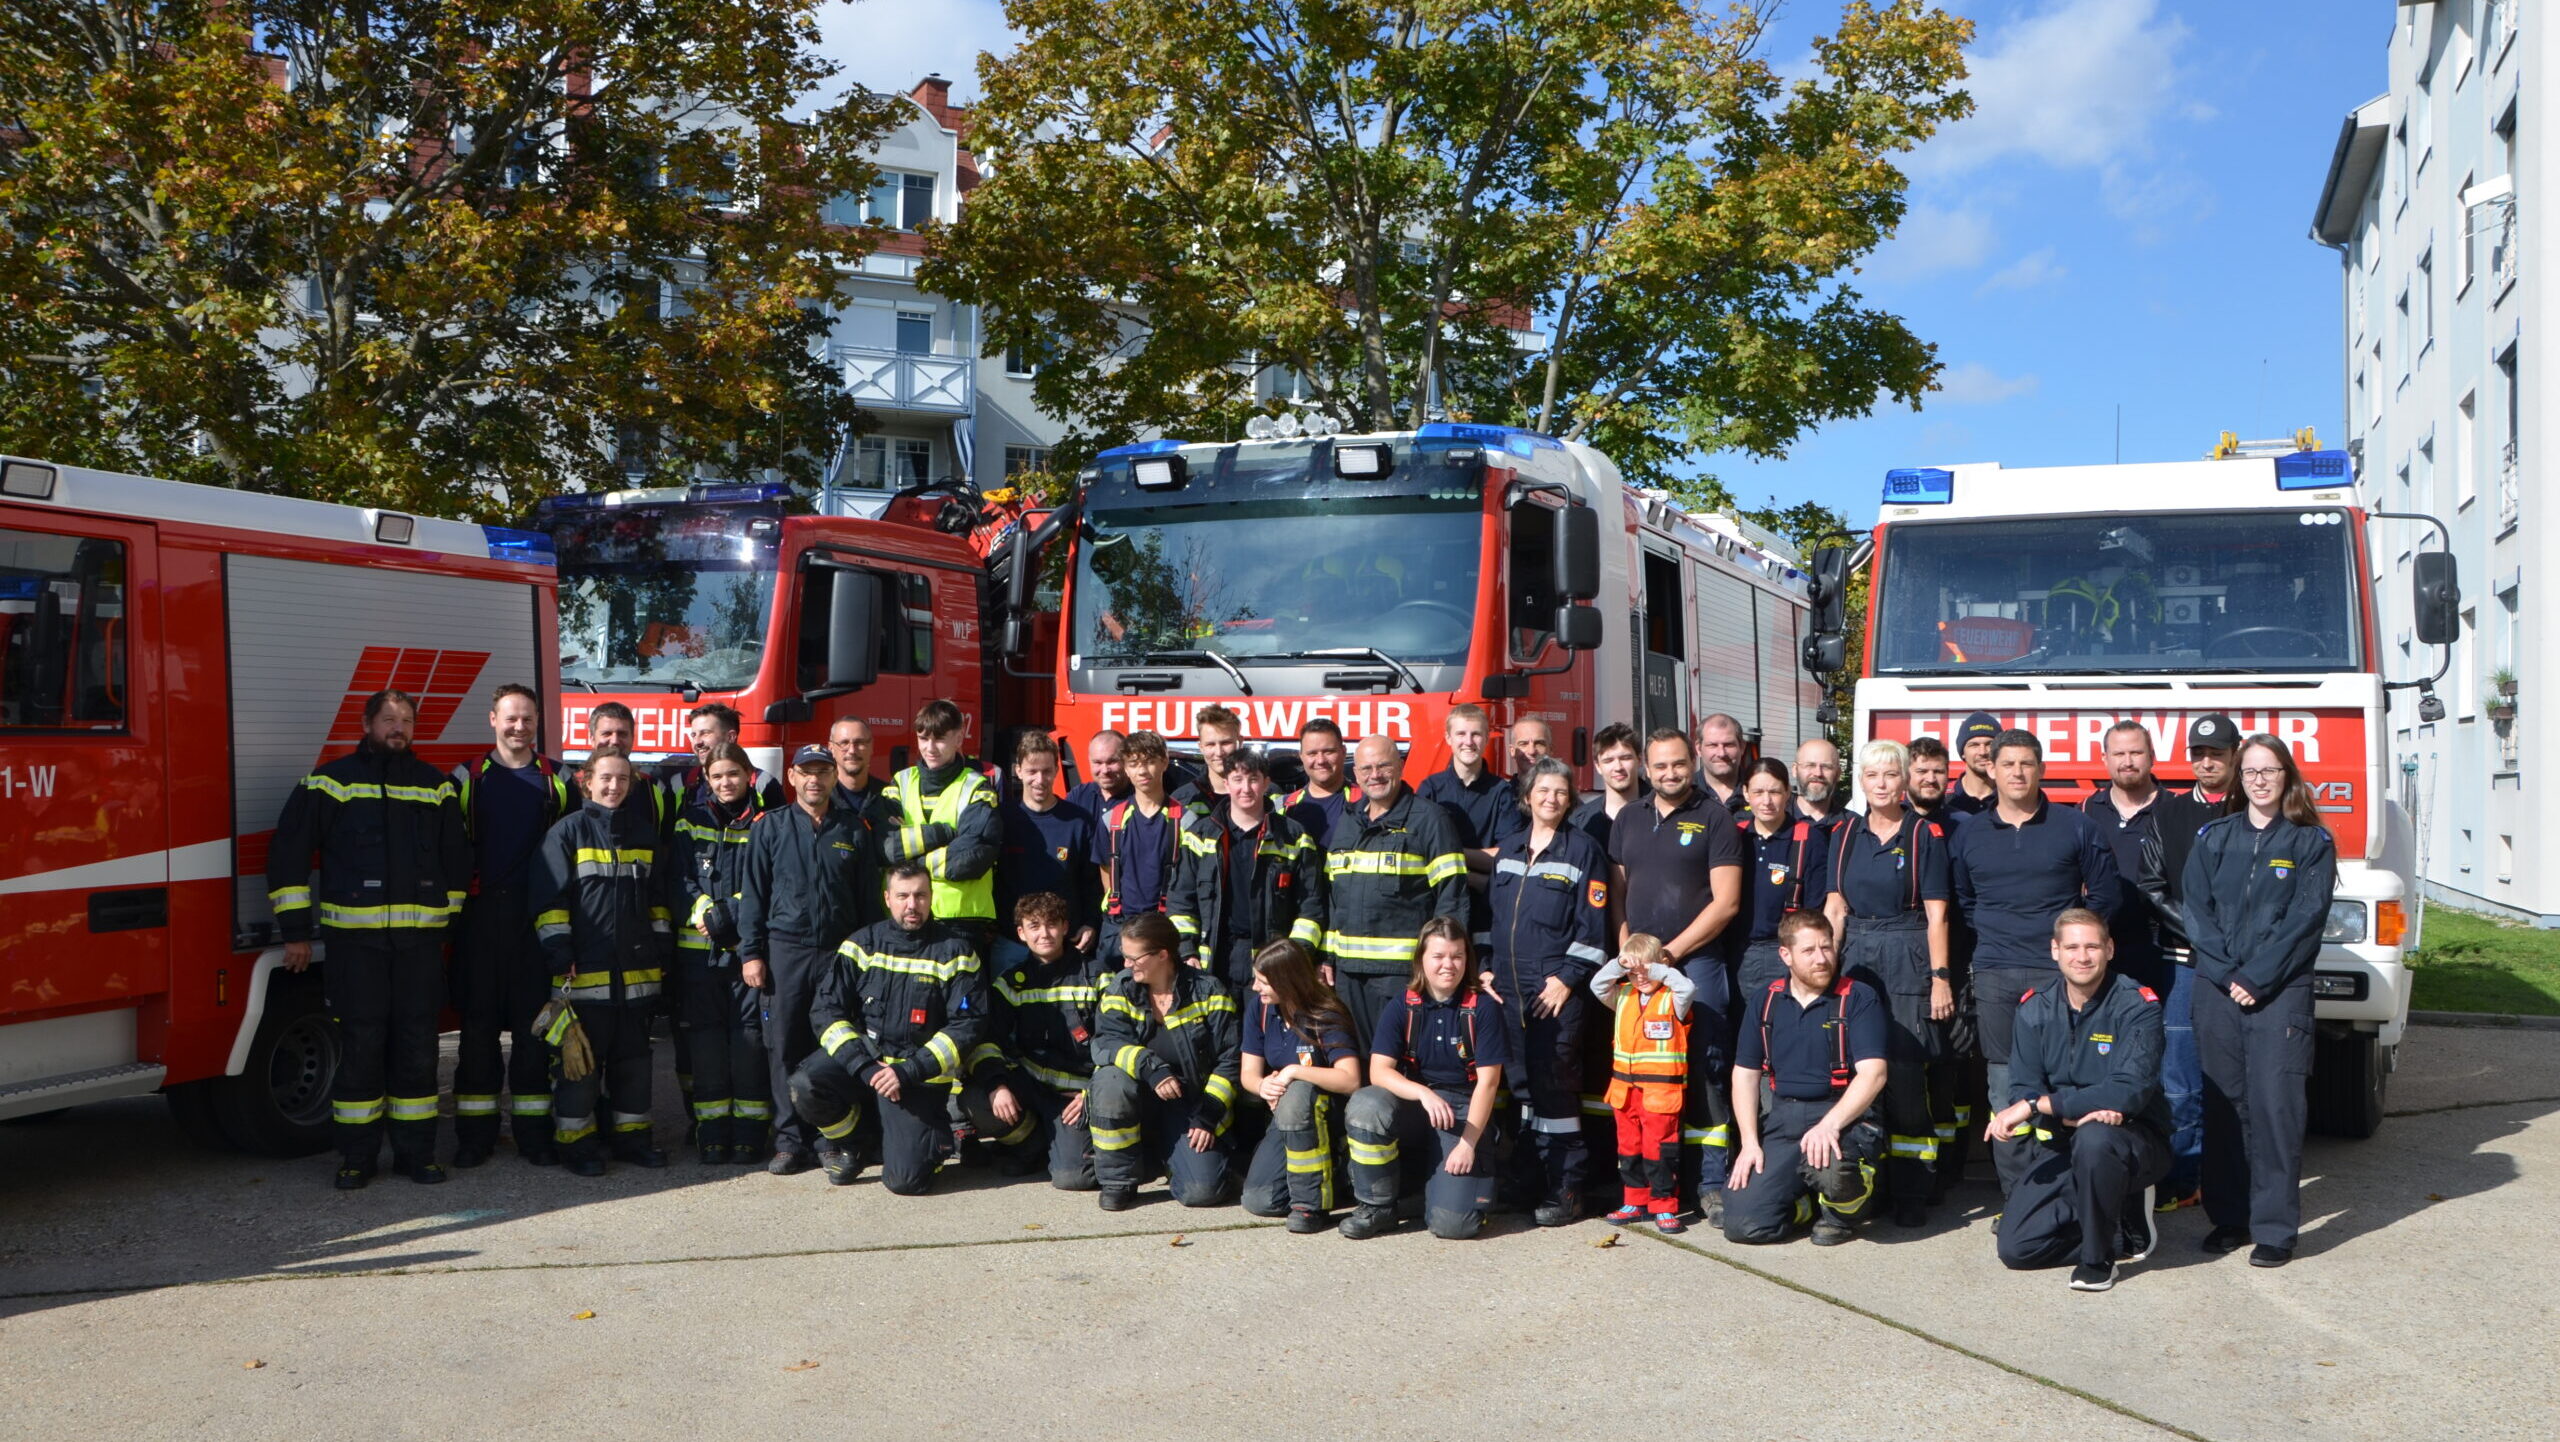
[1801,446,2460,1137]
[542,481,1052,774]
[0,455,557,1153]
[1023,423,1821,780]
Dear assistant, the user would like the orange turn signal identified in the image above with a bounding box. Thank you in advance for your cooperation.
[2375,900,2408,949]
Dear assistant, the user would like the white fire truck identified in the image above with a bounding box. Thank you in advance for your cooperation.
[0,456,557,1153]
[1801,445,2459,1136]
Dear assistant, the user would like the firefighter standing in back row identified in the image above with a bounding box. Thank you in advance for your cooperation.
[1319,735,1469,1055]
[268,687,470,1190]
[448,683,572,1168]
[531,744,676,1175]
[881,699,1004,950]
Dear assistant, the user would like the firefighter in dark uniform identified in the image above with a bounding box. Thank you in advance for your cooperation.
[2179,736,2338,1269]
[267,687,469,1189]
[448,683,573,1168]
[1485,757,1612,1227]
[1823,738,1954,1225]
[789,861,989,1193]
[736,745,879,1176]
[1734,758,1834,998]
[1415,703,1522,948]
[1237,939,1363,1233]
[1319,735,1469,1055]
[1994,908,2170,1291]
[1090,730,1190,959]
[880,699,1003,950]
[1280,717,1361,841]
[1723,912,1888,1245]
[671,742,770,1164]
[672,702,785,812]
[1086,912,1244,1211]
[1166,747,1327,988]
[1343,917,1511,1240]
[530,744,677,1176]
[960,891,1107,1189]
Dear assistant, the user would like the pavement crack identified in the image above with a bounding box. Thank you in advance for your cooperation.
[1630,1228,2217,1442]
[0,1219,1280,1304]
[2383,1093,2560,1118]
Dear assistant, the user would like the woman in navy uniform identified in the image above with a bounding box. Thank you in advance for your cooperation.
[1822,739,1953,1225]
[2179,735,2338,1269]
[1735,759,1832,998]
[1484,757,1613,1227]
[1342,917,1511,1240]
[670,743,772,1164]
[1237,940,1363,1232]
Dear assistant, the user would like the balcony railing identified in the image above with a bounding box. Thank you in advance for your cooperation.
[2499,437,2521,530]
[828,344,973,417]
[2491,201,2521,297]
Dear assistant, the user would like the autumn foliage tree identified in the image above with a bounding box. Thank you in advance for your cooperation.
[0,0,905,514]
[928,0,1972,486]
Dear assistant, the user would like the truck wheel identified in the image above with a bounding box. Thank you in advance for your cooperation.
[2309,1027,2387,1139]
[211,977,340,1157]
[164,1082,231,1149]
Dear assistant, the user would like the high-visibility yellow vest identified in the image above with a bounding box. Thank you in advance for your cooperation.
[896,765,995,922]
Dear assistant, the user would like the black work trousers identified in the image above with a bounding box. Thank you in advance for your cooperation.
[2195,973,2314,1249]
[1972,963,2044,1197]
[760,935,833,1158]
[962,1073,1096,1191]
[1335,968,1410,1057]
[1087,1064,1235,1206]
[790,1053,953,1194]
[552,1000,655,1159]
[1346,1084,1495,1239]
[1723,1092,1882,1244]
[449,892,553,1149]
[1505,988,1591,1210]
[1997,1120,2169,1270]
[325,930,447,1168]
[1241,1079,1347,1216]
[681,954,770,1152]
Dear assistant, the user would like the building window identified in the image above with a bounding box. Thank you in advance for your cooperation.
[838,172,938,231]
[2456,173,2478,293]
[2394,288,2410,379]
[1004,340,1043,378]
[0,528,128,730]
[895,310,934,356]
[2457,392,2478,507]
[1003,444,1053,476]
[2417,249,2434,355]
[2414,69,2433,178]
[855,436,934,486]
[2498,835,2515,881]
[2419,438,2436,515]
[2393,121,2409,214]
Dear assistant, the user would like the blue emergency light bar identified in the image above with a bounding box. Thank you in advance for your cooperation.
[2274,449,2354,490]
[1415,421,1561,459]
[1883,467,1955,504]
[481,526,557,565]
[1096,439,1192,459]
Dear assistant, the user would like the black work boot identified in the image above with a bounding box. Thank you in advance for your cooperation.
[819,1146,860,1186]
[1337,1203,1396,1240]
[697,1116,729,1166]
[608,1131,669,1169]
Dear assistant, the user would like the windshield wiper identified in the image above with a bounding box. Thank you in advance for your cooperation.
[1140,650,1253,695]
[560,675,598,692]
[1272,647,1423,694]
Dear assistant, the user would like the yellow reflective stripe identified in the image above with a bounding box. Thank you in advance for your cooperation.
[734,1100,772,1120]
[677,932,711,952]
[852,946,977,983]
[693,1099,734,1121]
[1327,851,1430,877]
[997,982,1099,1005]
[818,1111,859,1141]
[1682,1125,1734,1147]
[1022,1059,1089,1091]
[510,1096,552,1116]
[383,784,452,805]
[320,901,459,929]
[554,1116,597,1143]
[1285,1149,1331,1173]
[1423,852,1465,885]
[922,1033,961,1080]
[1178,829,1219,857]
[1098,995,1145,1020]
[1169,913,1201,937]
[1202,1073,1237,1105]
[268,886,312,910]
[1289,916,1323,947]
[1313,1096,1338,1209]
[1348,1138,1398,1166]
[332,1097,386,1124]
[1112,1045,1148,1076]
[1890,1134,1941,1161]
[387,1096,439,1122]
[572,847,656,865]
[689,894,715,926]
[965,1042,1007,1070]
[543,1005,580,1046]
[1164,995,1237,1028]
[303,776,378,801]
[820,1021,860,1055]
[453,1095,501,1116]
[562,969,662,990]
[1322,931,1420,962]
[1091,1123,1141,1151]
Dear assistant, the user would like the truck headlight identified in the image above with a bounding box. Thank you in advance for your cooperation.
[2321,900,2367,945]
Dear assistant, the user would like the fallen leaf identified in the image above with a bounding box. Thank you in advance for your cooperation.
[2427,1193,2445,1201]
[1023,1223,1045,1231]
[1592,1234,1622,1249]
[1168,1234,1191,1248]
[784,1360,821,1372]
[571,1310,596,1321]
[2317,1361,2336,1367]
[244,1360,266,1370]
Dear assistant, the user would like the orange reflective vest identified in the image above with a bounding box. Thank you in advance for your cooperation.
[1606,982,1688,1114]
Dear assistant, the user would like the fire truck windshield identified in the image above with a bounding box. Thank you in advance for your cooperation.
[553,505,779,692]
[1872,508,2361,675]
[1074,495,1482,667]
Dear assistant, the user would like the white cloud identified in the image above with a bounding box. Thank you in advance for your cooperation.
[1976,246,2066,295]
[811,0,1019,102]
[1914,0,2193,177]
[1864,201,1997,282]
[1933,361,2041,405]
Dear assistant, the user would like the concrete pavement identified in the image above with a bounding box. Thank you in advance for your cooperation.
[3,1023,2554,1440]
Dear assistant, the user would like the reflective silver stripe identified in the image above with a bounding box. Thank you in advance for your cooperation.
[1566,942,1607,964]
[1493,857,1530,877]
[1527,860,1586,885]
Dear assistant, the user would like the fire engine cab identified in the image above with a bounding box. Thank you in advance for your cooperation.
[0,455,556,1153]
[1801,445,2461,1137]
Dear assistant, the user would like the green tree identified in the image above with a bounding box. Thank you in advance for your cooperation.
[927,0,1970,485]
[0,0,905,514]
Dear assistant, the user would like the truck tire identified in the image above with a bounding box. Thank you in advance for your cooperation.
[164,1082,230,1149]
[211,976,340,1157]
[2308,1026,2388,1140]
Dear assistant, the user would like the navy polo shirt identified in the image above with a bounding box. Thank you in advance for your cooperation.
[1740,812,1833,944]
[474,759,551,895]
[1371,989,1511,1094]
[1091,796,1183,916]
[1831,811,1951,920]
[1736,978,1888,1101]
[1242,996,1358,1074]
[1609,791,1748,954]
[1944,784,1995,818]
[1949,797,2120,972]
[1417,766,1523,851]
[1065,780,1130,821]
[997,796,1098,930]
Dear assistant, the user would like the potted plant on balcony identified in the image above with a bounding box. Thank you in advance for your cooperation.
[2487,667,2519,720]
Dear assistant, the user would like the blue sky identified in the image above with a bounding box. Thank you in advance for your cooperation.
[817,0,2395,522]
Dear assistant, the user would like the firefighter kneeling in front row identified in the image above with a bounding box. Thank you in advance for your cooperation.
[790,862,987,1193]
[531,744,677,1177]
[1724,911,1888,1245]
[1086,912,1244,1211]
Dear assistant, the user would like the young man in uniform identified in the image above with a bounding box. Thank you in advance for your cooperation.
[449,683,573,1167]
[1905,736,1957,828]
[1281,718,1361,841]
[1724,912,1888,1245]
[1172,705,1244,809]
[1571,721,1647,853]
[881,699,1003,950]
[962,891,1108,1188]
[996,731,1100,958]
[1166,747,1326,987]
[674,703,783,811]
[2182,712,2240,808]
[1092,730,1188,958]
[1947,712,2003,817]
[827,715,891,829]
[1417,703,1522,946]
[1993,909,2170,1291]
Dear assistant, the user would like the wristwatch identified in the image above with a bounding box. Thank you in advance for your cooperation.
[1929,966,1952,978]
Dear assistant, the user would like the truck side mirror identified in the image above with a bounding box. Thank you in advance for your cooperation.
[826,570,880,690]
[2412,550,2460,647]
[1554,505,1600,602]
[1807,546,1850,637]
[1802,632,1846,675]
[1554,602,1602,651]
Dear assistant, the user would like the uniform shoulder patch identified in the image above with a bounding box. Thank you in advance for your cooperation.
[2019,987,2038,1003]
[1587,879,1608,908]
[2137,985,2160,1003]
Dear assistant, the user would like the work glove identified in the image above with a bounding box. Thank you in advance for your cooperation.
[884,821,956,862]
[534,998,594,1082]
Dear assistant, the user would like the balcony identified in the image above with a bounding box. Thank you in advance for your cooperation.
[2499,438,2520,532]
[2492,201,2521,298]
[829,344,973,418]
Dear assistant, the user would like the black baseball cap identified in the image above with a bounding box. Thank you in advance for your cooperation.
[790,743,836,770]
[2187,714,2239,751]
[1957,712,2003,746]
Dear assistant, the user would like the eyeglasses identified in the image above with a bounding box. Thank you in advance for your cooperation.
[2239,768,2286,782]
